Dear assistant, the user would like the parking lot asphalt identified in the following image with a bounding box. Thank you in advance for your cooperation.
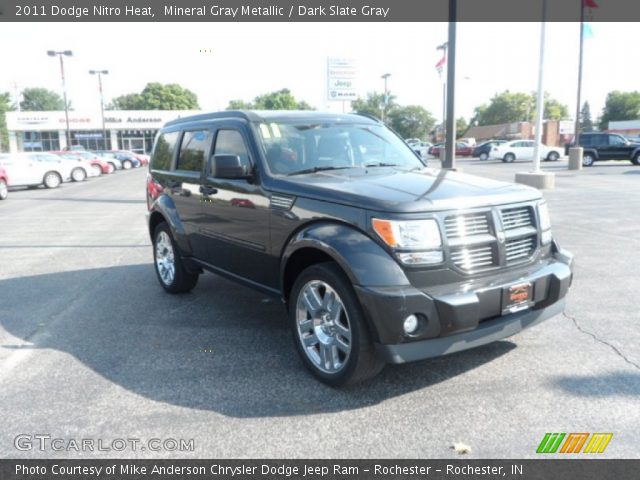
[1,159,639,459]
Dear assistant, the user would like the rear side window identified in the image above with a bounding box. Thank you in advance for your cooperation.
[214,130,251,169]
[177,130,211,172]
[153,131,179,170]
[580,135,593,146]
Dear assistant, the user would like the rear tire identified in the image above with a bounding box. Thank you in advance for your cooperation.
[583,153,595,167]
[91,165,103,176]
[503,153,516,163]
[71,167,87,182]
[43,172,62,189]
[0,180,7,200]
[153,222,199,294]
[479,152,488,161]
[289,262,385,386]
[631,152,640,166]
[109,162,117,172]
[546,151,560,162]
[123,160,133,170]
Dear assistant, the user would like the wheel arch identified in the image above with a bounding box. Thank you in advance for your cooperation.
[147,195,193,256]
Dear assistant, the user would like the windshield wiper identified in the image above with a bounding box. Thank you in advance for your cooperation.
[363,161,399,168]
[287,166,353,176]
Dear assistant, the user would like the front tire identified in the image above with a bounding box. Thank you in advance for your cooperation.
[631,152,640,166]
[153,222,199,294]
[123,160,133,170]
[0,180,7,200]
[546,151,560,162]
[71,167,87,182]
[479,152,488,161]
[503,153,516,163]
[43,171,62,189]
[289,262,384,386]
[91,165,103,176]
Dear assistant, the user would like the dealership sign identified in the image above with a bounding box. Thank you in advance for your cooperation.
[327,58,358,101]
[559,120,575,135]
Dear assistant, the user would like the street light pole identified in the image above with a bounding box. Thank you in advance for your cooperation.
[436,41,448,143]
[90,70,109,149]
[443,0,457,170]
[47,50,73,149]
[380,73,391,121]
[531,0,547,174]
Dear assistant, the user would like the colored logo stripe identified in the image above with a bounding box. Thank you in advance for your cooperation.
[537,433,565,453]
[583,433,613,454]
[537,433,613,454]
[560,433,589,453]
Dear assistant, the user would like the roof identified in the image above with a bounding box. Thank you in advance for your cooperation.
[164,110,381,127]
[608,119,640,131]
[465,124,509,140]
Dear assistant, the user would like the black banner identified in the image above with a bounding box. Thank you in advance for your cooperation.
[1,0,639,22]
[2,460,639,480]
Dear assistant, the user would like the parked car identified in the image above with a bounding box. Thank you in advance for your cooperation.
[50,151,110,176]
[410,141,432,158]
[568,132,640,167]
[472,140,507,161]
[428,142,444,156]
[91,151,123,171]
[0,166,9,200]
[491,140,563,163]
[430,142,474,158]
[0,153,73,188]
[94,150,141,169]
[146,110,573,385]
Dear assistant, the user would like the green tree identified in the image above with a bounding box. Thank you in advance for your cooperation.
[387,105,436,139]
[110,83,199,110]
[456,117,469,138]
[226,89,313,111]
[580,101,594,132]
[351,92,396,120]
[0,92,14,152]
[599,90,640,130]
[472,90,569,125]
[543,95,570,121]
[20,87,65,111]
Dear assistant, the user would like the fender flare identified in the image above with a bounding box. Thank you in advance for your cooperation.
[280,222,410,293]
[147,195,193,256]
[583,149,598,160]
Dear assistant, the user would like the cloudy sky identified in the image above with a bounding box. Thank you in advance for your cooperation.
[0,22,637,122]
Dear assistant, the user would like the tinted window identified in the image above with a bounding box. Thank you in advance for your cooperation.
[580,135,593,146]
[594,135,607,147]
[214,130,251,168]
[608,134,626,146]
[177,130,211,172]
[153,132,179,170]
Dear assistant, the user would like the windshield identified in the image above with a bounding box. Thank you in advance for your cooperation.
[255,121,425,175]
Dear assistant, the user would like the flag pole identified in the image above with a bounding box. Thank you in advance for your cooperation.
[574,0,585,146]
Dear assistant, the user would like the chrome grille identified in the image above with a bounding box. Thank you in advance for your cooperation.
[450,245,495,271]
[500,206,533,230]
[444,213,490,238]
[505,236,536,264]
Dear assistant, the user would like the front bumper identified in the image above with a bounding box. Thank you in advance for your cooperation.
[356,248,573,364]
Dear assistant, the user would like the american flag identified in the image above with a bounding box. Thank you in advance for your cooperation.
[435,56,446,76]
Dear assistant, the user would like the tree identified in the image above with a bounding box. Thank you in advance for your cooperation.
[599,90,640,130]
[351,92,396,120]
[20,87,65,111]
[387,105,436,139]
[226,88,313,111]
[0,92,14,152]
[580,101,594,132]
[110,83,199,110]
[456,117,469,138]
[471,90,569,126]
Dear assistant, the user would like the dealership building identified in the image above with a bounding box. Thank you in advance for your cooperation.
[5,110,200,154]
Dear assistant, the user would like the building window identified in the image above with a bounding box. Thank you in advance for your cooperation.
[20,131,60,152]
[117,130,158,154]
[70,131,111,151]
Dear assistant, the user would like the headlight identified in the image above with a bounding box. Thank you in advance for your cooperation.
[538,202,552,244]
[372,218,442,249]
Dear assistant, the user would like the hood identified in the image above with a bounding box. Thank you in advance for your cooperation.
[271,167,541,213]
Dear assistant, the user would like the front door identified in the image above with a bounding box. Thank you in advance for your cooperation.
[123,138,146,154]
[199,125,273,287]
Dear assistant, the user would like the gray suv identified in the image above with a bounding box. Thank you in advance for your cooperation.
[146,110,574,385]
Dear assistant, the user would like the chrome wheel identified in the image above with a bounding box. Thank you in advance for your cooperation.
[0,180,7,200]
[583,154,594,167]
[71,168,86,182]
[155,231,175,286]
[296,280,352,374]
[44,172,61,188]
[123,160,132,170]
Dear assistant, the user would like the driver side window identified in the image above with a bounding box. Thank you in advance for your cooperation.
[214,130,251,169]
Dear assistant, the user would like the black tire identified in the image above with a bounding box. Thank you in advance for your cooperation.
[123,160,133,170]
[108,162,117,172]
[631,152,640,166]
[152,222,199,294]
[546,151,560,162]
[479,152,488,161]
[289,262,385,386]
[43,171,62,189]
[0,179,7,200]
[503,153,516,163]
[582,153,595,167]
[71,167,87,182]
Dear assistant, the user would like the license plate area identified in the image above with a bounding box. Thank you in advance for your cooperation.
[502,282,533,314]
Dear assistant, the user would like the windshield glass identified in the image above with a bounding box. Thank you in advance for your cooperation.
[255,121,424,175]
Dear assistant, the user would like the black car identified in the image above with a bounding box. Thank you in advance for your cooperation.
[569,132,640,166]
[146,110,573,385]
[472,140,506,161]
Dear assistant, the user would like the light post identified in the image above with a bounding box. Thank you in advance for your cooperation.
[47,50,73,149]
[436,41,448,143]
[89,69,109,149]
[380,73,391,121]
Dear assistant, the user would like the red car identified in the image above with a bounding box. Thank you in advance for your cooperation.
[430,142,474,158]
[50,151,114,175]
[0,166,9,200]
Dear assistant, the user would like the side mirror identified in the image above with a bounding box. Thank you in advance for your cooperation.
[210,154,250,179]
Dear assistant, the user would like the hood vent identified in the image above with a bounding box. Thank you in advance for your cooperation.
[270,194,295,210]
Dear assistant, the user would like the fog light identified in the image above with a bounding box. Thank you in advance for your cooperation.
[403,314,419,335]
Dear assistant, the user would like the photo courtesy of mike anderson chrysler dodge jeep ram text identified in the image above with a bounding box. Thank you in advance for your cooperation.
[146,111,574,385]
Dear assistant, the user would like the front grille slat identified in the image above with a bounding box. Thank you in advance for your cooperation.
[500,207,534,230]
[444,213,490,238]
[505,236,536,264]
[450,245,495,271]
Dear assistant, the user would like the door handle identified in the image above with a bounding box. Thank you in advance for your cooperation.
[200,185,218,196]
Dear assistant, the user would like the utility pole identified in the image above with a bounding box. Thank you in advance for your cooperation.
[436,42,448,143]
[380,73,391,121]
[89,70,109,149]
[47,50,73,149]
[443,0,457,170]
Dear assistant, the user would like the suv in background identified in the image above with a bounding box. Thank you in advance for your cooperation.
[146,110,573,385]
[571,132,640,167]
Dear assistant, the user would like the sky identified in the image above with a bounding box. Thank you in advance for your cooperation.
[0,22,638,124]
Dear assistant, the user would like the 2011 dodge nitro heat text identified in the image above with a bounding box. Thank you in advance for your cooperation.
[146,111,573,385]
